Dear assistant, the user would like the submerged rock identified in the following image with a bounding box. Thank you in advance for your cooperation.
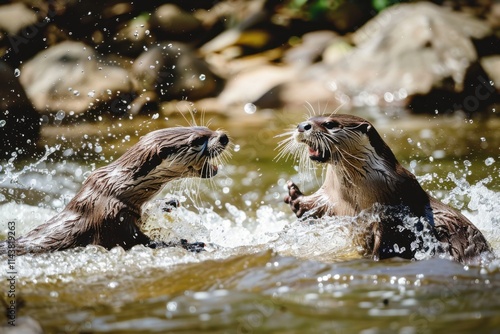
[19,41,134,119]
[0,61,40,159]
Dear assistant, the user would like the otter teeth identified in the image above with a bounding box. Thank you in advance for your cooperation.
[308,146,320,157]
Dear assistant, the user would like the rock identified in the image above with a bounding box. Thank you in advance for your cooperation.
[0,316,43,334]
[0,61,40,159]
[19,41,134,119]
[132,42,223,103]
[217,64,297,107]
[0,3,37,36]
[481,56,500,92]
[322,2,492,111]
[0,3,49,66]
[111,15,153,57]
[283,30,340,67]
[150,4,202,41]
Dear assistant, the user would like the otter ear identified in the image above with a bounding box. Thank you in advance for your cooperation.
[360,122,372,133]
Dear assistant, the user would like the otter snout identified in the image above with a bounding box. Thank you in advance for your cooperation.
[297,122,312,132]
[218,133,229,146]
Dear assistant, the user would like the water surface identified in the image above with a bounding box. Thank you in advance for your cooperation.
[1,110,499,333]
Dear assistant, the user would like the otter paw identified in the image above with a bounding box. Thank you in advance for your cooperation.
[162,198,180,213]
[284,181,307,218]
[180,239,205,253]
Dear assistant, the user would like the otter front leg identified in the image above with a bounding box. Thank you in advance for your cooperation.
[285,181,327,219]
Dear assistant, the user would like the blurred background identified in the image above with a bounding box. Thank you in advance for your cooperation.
[1,1,499,333]
[0,0,498,161]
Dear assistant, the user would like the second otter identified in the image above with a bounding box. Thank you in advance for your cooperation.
[1,126,229,255]
[279,114,492,264]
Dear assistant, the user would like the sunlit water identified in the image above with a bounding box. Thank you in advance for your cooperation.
[1,113,500,333]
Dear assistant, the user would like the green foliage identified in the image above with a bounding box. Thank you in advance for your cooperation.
[287,0,409,19]
[372,0,410,11]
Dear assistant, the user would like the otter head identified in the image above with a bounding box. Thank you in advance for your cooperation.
[130,126,230,181]
[102,126,230,206]
[292,114,379,164]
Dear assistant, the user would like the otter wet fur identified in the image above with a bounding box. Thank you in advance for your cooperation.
[277,114,492,264]
[0,126,229,255]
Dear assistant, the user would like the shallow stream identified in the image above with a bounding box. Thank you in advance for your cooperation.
[1,109,499,333]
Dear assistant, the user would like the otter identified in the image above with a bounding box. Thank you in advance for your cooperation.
[0,126,229,254]
[278,114,492,264]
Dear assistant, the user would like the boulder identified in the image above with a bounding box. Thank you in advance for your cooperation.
[322,2,492,110]
[132,42,223,103]
[150,4,202,41]
[19,41,134,119]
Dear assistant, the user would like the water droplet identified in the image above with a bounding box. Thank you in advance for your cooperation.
[463,160,472,167]
[383,92,394,103]
[485,157,495,166]
[234,144,241,152]
[14,68,20,77]
[244,103,256,114]
[480,137,486,142]
[88,91,95,98]
[152,113,159,120]
[95,145,102,153]
[145,30,150,36]
[108,281,119,288]
[55,110,65,120]
[0,120,6,127]
[73,90,80,96]
[167,301,178,312]
[199,74,206,81]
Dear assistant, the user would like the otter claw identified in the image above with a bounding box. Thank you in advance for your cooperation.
[180,239,205,253]
[285,181,306,218]
[162,199,180,212]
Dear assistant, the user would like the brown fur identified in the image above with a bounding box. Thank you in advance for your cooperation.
[281,114,492,263]
[1,126,229,254]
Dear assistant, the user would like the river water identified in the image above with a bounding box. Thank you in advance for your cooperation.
[1,109,499,333]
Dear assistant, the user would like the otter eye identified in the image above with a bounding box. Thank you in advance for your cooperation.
[323,122,340,129]
[191,136,207,146]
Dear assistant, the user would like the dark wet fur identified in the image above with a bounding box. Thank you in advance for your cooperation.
[0,126,228,255]
[282,114,492,264]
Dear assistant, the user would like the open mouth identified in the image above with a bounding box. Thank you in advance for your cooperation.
[188,162,218,178]
[306,143,330,163]
[190,133,228,178]
[200,161,218,178]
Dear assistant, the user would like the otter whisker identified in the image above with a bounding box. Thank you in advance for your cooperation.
[328,99,347,117]
[304,101,316,119]
[275,136,302,162]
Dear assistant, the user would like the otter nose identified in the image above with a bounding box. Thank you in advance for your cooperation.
[219,133,229,146]
[297,122,312,133]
